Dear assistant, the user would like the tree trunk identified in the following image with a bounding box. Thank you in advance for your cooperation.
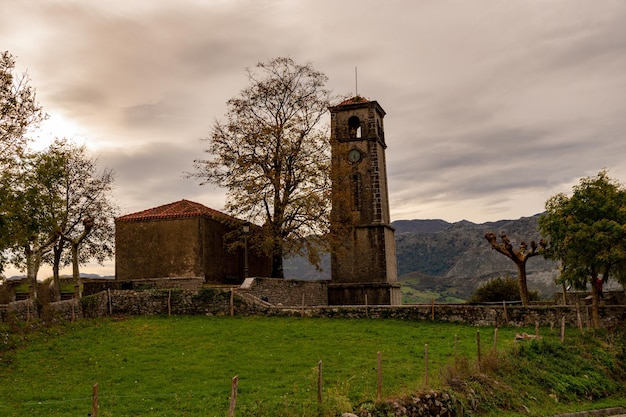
[51,242,64,301]
[517,261,530,306]
[590,281,601,328]
[26,250,41,299]
[71,242,81,297]
[271,240,284,278]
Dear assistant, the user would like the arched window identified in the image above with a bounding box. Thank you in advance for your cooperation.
[348,116,361,139]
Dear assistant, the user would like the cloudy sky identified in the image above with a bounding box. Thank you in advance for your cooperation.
[3,1,626,275]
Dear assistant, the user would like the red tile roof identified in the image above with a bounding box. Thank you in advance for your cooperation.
[337,96,369,106]
[116,199,235,223]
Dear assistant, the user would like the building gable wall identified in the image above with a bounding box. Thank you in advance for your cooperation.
[115,214,272,283]
[116,217,203,280]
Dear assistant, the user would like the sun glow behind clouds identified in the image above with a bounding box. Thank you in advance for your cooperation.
[32,113,88,150]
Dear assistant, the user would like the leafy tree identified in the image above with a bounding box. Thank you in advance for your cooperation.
[0,51,45,274]
[192,57,332,278]
[3,140,117,298]
[484,232,545,306]
[37,139,117,299]
[0,51,45,169]
[1,152,61,296]
[539,170,626,327]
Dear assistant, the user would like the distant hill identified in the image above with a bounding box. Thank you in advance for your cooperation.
[5,274,115,281]
[284,214,561,302]
[392,219,451,234]
[393,214,560,302]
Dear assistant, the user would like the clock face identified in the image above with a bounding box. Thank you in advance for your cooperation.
[348,149,362,163]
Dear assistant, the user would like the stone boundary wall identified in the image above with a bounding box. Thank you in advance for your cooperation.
[2,288,625,329]
[46,299,83,322]
[268,304,626,329]
[3,299,38,322]
[80,288,268,318]
[240,277,328,306]
[555,290,626,306]
[83,277,204,296]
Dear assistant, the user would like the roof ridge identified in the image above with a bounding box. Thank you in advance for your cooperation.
[116,199,236,223]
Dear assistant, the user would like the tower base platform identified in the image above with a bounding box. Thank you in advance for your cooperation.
[328,282,401,306]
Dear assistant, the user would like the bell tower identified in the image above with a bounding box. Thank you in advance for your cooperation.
[329,96,401,305]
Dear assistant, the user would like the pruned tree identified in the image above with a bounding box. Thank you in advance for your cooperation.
[539,170,626,327]
[192,57,333,278]
[484,232,545,306]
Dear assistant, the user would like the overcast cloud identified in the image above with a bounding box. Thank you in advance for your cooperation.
[3,1,626,275]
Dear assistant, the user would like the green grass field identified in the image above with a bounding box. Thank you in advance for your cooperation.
[0,316,623,416]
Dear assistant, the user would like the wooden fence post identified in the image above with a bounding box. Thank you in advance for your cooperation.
[230,288,234,317]
[502,300,508,325]
[168,289,172,317]
[92,383,98,417]
[424,344,429,387]
[317,360,323,404]
[377,351,382,401]
[229,375,238,417]
[430,297,435,321]
[107,289,112,315]
[493,328,498,352]
[560,316,566,343]
[476,330,481,371]
[454,334,458,371]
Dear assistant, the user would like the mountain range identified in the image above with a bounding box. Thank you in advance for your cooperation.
[284,214,561,303]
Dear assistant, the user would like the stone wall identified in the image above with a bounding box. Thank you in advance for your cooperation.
[555,290,626,306]
[80,288,268,318]
[83,277,204,296]
[5,299,38,321]
[268,304,626,329]
[239,277,328,306]
[47,299,83,322]
[1,299,83,323]
[2,288,626,329]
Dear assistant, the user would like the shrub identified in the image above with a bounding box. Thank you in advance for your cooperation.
[469,275,539,303]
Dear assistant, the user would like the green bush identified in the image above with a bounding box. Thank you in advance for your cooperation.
[469,276,539,303]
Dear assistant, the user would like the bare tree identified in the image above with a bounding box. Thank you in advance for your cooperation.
[484,232,545,306]
[192,57,332,278]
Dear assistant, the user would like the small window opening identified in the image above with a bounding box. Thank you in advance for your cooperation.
[348,116,361,139]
